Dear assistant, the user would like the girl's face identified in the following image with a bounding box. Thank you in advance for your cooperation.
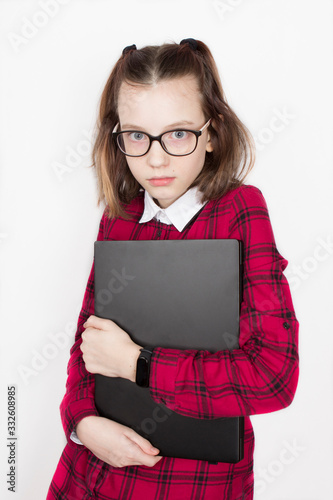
[117,76,213,208]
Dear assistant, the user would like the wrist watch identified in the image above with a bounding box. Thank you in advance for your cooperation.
[136,347,153,387]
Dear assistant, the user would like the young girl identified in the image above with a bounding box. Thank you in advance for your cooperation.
[47,39,299,500]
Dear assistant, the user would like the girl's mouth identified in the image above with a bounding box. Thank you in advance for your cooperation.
[148,177,175,186]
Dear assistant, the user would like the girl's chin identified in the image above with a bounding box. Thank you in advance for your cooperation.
[152,193,184,209]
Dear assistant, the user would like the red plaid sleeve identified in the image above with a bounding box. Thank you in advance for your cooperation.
[149,186,299,418]
[59,211,106,443]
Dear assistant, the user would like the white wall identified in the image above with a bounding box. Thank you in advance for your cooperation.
[0,0,332,498]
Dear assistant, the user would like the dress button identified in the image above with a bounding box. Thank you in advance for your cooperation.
[283,322,290,330]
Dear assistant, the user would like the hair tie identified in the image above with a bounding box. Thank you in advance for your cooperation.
[180,38,198,51]
[122,44,137,56]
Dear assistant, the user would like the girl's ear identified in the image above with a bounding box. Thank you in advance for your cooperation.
[205,114,223,153]
[205,133,214,153]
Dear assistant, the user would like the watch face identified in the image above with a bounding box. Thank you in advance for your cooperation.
[136,357,149,387]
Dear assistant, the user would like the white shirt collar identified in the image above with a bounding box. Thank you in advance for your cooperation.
[139,186,207,232]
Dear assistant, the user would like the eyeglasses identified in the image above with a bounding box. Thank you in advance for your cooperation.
[112,119,211,157]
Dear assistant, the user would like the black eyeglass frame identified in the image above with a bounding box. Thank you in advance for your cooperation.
[112,119,211,157]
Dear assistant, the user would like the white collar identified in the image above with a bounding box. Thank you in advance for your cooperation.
[139,186,207,232]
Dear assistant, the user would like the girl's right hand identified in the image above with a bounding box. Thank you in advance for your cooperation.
[76,415,163,468]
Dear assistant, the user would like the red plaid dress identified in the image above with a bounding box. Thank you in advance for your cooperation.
[47,185,299,499]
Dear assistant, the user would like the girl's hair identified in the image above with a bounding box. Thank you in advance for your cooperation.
[91,39,255,219]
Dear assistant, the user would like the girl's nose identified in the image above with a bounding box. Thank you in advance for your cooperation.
[146,140,169,168]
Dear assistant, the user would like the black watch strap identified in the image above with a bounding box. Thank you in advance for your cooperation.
[136,347,153,387]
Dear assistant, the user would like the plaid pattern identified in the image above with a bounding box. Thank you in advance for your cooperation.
[47,185,299,499]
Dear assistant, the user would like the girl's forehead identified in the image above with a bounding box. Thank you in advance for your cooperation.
[117,76,204,126]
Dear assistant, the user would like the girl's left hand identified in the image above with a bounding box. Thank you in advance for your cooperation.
[80,315,142,382]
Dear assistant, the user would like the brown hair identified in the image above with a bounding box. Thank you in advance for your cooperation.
[90,39,255,219]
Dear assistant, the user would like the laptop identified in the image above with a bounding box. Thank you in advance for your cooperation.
[94,239,244,463]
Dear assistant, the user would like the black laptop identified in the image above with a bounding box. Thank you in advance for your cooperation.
[94,239,244,463]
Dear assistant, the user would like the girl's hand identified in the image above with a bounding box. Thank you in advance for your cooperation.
[76,416,162,468]
[80,315,142,381]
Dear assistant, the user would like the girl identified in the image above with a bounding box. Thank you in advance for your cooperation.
[47,39,299,499]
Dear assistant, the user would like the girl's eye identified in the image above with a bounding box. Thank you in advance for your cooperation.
[171,130,187,140]
[129,132,146,141]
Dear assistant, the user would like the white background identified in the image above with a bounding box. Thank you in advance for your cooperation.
[0,0,332,498]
